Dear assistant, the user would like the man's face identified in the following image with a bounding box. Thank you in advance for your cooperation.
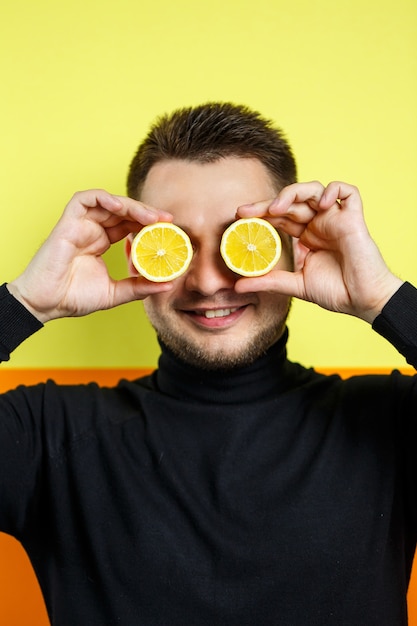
[131,157,294,370]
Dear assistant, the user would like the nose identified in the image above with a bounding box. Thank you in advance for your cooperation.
[184,245,236,296]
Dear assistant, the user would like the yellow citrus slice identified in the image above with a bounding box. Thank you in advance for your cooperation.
[131,222,193,282]
[220,217,281,277]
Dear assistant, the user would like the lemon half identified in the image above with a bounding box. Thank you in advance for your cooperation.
[131,222,193,282]
[220,217,281,277]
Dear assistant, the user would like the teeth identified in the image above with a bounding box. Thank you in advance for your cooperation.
[203,308,238,319]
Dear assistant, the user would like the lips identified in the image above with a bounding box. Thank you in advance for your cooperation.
[181,304,249,329]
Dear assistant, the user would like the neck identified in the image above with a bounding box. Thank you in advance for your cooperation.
[155,328,291,404]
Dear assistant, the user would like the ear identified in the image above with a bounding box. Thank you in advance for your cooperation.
[292,237,309,272]
[124,236,139,276]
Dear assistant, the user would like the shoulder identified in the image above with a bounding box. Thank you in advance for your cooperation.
[0,374,155,456]
[284,359,417,415]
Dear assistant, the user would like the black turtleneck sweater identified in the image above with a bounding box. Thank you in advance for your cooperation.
[1,283,417,625]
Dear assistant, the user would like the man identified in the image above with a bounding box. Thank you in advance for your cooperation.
[1,102,416,625]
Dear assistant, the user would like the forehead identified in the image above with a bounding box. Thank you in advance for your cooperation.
[139,157,278,229]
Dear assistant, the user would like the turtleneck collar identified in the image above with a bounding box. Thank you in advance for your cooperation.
[154,328,291,405]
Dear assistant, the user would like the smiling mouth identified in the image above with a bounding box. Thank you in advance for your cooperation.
[184,306,246,323]
[201,307,239,318]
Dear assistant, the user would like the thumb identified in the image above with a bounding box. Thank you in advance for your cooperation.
[110,277,173,308]
[234,270,305,299]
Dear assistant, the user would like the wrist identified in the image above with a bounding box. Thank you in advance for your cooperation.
[359,275,404,324]
[6,281,51,324]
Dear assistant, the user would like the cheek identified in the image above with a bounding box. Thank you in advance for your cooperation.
[258,293,291,316]
[143,292,173,322]
[143,295,161,316]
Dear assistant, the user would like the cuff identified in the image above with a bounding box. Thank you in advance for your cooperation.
[0,283,43,361]
[372,282,417,367]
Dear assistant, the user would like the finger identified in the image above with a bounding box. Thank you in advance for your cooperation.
[103,219,148,244]
[236,198,275,218]
[112,195,174,225]
[69,190,174,225]
[237,196,316,232]
[318,181,362,211]
[67,190,124,217]
[268,181,326,214]
[270,216,311,239]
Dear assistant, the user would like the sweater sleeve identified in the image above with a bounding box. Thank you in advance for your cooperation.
[0,283,43,362]
[372,281,417,369]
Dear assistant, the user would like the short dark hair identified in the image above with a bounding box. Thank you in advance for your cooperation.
[127,102,297,198]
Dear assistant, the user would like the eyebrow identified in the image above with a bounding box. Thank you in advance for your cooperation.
[173,219,236,236]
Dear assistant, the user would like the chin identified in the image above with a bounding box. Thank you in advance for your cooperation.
[158,326,284,371]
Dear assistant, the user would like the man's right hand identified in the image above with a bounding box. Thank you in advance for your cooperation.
[7,190,174,323]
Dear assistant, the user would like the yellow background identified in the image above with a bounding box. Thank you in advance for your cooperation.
[1,0,416,370]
